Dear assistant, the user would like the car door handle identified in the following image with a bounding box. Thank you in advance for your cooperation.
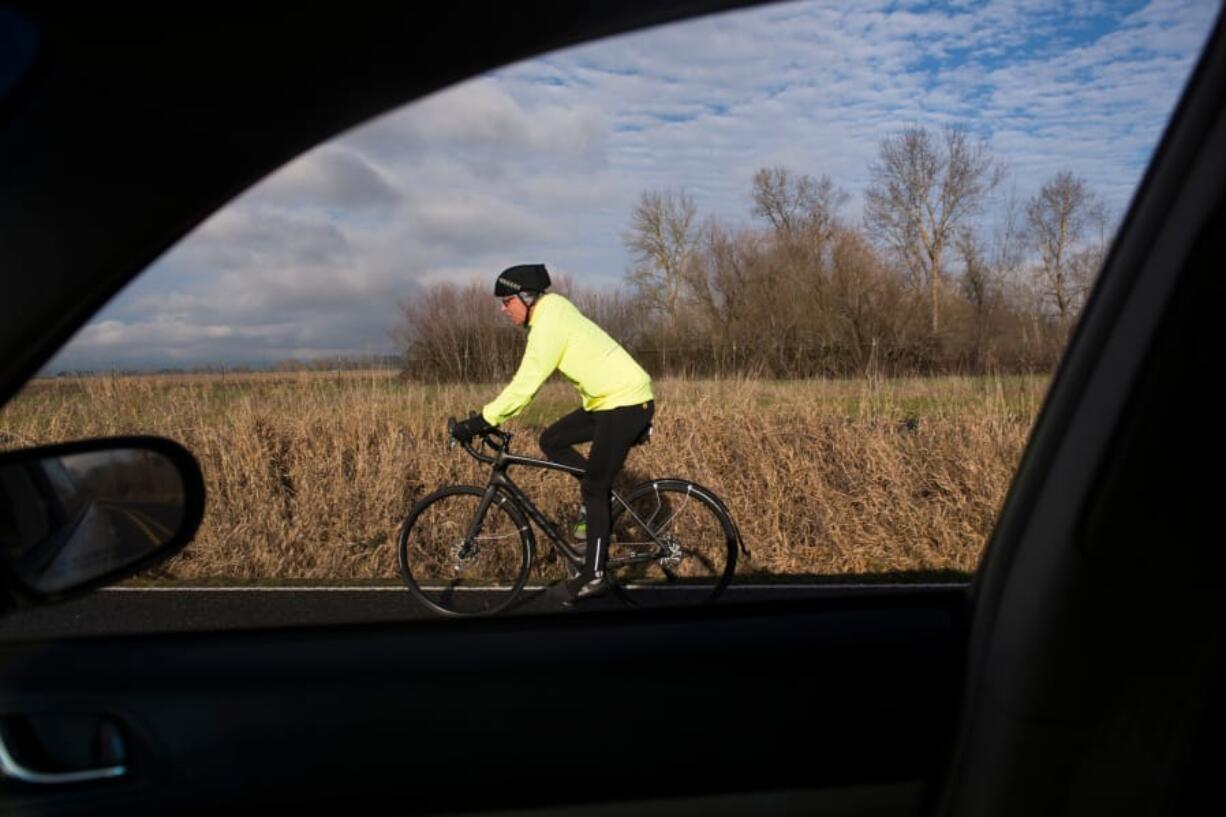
[0,715,127,785]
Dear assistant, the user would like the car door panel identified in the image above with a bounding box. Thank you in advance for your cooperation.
[1,591,964,815]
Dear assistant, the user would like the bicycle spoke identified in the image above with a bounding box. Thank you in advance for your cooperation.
[607,480,737,608]
[647,490,691,537]
[681,546,720,575]
[399,487,531,616]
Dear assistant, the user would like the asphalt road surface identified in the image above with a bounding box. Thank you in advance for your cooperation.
[0,582,966,641]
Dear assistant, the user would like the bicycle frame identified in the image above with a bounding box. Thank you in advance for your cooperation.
[458,431,669,571]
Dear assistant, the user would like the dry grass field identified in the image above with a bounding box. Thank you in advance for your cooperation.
[0,371,1048,584]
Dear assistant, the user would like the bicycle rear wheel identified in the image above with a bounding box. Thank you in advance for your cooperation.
[398,486,533,617]
[607,479,738,608]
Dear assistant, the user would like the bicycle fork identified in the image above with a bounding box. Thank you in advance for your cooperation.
[454,484,502,563]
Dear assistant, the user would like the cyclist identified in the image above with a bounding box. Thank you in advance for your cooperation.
[450,263,655,604]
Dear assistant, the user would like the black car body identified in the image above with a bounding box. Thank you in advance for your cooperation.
[1,2,1223,815]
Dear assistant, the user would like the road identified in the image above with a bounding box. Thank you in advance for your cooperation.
[0,582,966,640]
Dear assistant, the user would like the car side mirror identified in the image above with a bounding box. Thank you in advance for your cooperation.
[0,436,204,610]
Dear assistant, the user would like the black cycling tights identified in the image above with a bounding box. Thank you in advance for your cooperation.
[539,401,655,578]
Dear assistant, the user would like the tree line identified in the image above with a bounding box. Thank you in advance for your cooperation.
[398,124,1112,381]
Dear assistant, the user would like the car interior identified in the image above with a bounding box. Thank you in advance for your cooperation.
[1,2,1223,815]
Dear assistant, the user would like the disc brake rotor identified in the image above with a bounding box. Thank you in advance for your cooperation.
[660,533,683,570]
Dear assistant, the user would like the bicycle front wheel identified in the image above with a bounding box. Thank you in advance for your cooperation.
[607,479,738,608]
[398,486,533,617]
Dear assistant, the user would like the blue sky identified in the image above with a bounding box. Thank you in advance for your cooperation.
[46,0,1221,372]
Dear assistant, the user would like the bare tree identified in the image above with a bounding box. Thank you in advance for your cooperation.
[394,282,524,382]
[865,125,1003,334]
[827,226,908,373]
[991,183,1028,285]
[751,167,847,246]
[956,227,1003,369]
[571,287,643,350]
[957,228,992,313]
[622,190,699,320]
[1025,170,1107,322]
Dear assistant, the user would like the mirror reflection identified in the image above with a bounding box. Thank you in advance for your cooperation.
[0,448,185,593]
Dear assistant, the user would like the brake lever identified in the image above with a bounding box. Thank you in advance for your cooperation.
[486,429,512,451]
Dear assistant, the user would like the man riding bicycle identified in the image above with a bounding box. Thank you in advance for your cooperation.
[450,264,655,604]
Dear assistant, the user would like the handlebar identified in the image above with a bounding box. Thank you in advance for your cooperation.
[447,417,512,465]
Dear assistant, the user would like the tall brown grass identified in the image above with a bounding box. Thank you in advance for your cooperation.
[0,371,1046,583]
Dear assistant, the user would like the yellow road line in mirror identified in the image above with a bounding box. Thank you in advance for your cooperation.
[111,507,164,547]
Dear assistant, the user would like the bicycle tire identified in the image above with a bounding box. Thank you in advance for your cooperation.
[398,485,533,617]
[606,478,738,608]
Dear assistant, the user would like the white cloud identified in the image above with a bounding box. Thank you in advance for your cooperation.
[45,0,1221,371]
[341,79,609,171]
[255,146,401,214]
[407,191,559,254]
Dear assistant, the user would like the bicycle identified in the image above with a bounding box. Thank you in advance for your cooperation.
[397,419,742,617]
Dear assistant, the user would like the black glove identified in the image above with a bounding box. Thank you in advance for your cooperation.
[451,412,493,443]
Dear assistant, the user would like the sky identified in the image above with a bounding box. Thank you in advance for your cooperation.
[46,0,1221,372]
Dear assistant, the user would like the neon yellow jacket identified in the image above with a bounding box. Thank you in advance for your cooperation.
[482,293,653,426]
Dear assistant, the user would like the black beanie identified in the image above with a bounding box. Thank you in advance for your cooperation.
[494,264,551,296]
